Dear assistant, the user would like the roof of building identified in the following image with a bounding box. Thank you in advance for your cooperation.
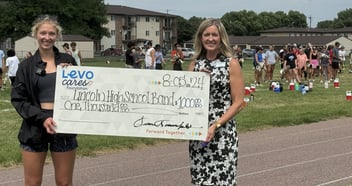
[106,5,178,17]
[228,35,344,46]
[62,35,92,41]
[334,27,352,33]
[260,27,352,33]
[228,36,264,44]
[185,35,343,46]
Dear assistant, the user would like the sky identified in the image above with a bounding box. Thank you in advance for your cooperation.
[105,0,352,28]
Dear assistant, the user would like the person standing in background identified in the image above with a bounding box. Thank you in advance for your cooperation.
[188,18,244,186]
[349,49,352,73]
[284,46,301,83]
[279,47,287,80]
[133,46,143,69]
[154,44,165,70]
[338,46,346,72]
[62,43,72,55]
[254,47,265,86]
[144,40,155,69]
[304,43,313,80]
[0,49,4,90]
[5,49,20,85]
[11,15,78,186]
[171,43,184,71]
[320,46,331,82]
[309,47,320,81]
[296,49,308,81]
[233,46,243,69]
[331,42,340,80]
[265,45,279,82]
[70,42,83,66]
[125,41,135,68]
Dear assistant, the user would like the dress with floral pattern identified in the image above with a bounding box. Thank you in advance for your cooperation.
[189,56,238,186]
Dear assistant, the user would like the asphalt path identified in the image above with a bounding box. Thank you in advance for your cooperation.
[1,117,352,186]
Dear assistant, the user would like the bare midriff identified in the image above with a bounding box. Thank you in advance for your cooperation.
[41,102,54,110]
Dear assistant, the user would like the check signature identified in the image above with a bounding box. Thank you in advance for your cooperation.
[133,116,192,129]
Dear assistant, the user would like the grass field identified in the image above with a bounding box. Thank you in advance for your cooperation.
[0,56,351,167]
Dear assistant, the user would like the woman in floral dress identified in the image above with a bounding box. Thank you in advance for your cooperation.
[188,18,245,186]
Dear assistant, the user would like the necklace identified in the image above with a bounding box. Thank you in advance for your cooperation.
[205,56,217,61]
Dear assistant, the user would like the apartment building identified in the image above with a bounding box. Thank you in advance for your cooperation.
[100,5,179,52]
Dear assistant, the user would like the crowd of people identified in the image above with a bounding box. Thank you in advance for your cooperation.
[124,40,185,71]
[249,42,351,86]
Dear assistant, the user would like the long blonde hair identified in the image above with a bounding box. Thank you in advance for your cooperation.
[31,15,63,41]
[193,18,233,59]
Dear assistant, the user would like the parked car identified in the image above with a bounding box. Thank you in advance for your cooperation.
[242,48,255,58]
[101,48,123,56]
[181,48,195,58]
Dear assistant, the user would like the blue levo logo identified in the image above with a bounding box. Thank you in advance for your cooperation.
[61,69,94,88]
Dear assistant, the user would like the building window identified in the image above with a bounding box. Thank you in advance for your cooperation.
[111,15,115,21]
[136,16,140,22]
[165,31,171,40]
[164,18,171,28]
[111,30,116,36]
[146,16,150,22]
[146,30,150,36]
[156,17,160,22]
[156,31,160,36]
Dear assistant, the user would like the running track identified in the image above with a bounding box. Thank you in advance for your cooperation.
[0,117,351,186]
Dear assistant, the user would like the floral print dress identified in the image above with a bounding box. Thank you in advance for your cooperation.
[189,56,239,186]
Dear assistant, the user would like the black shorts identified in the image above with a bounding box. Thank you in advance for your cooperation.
[21,134,78,152]
[332,62,339,69]
[288,64,296,69]
[0,68,3,74]
[20,109,78,152]
[156,63,162,69]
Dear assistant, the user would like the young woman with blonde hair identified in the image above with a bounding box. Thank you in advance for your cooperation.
[11,15,77,186]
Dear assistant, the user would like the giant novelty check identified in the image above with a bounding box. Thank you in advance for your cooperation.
[54,66,209,140]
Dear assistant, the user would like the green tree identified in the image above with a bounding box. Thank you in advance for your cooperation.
[258,12,277,30]
[317,8,352,28]
[287,10,307,27]
[335,8,352,27]
[273,11,291,27]
[188,16,206,38]
[177,16,205,44]
[221,10,260,36]
[220,10,307,36]
[317,20,334,28]
[0,0,108,42]
[176,17,191,44]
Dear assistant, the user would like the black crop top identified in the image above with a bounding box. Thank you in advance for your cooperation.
[311,53,318,60]
[37,72,56,103]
